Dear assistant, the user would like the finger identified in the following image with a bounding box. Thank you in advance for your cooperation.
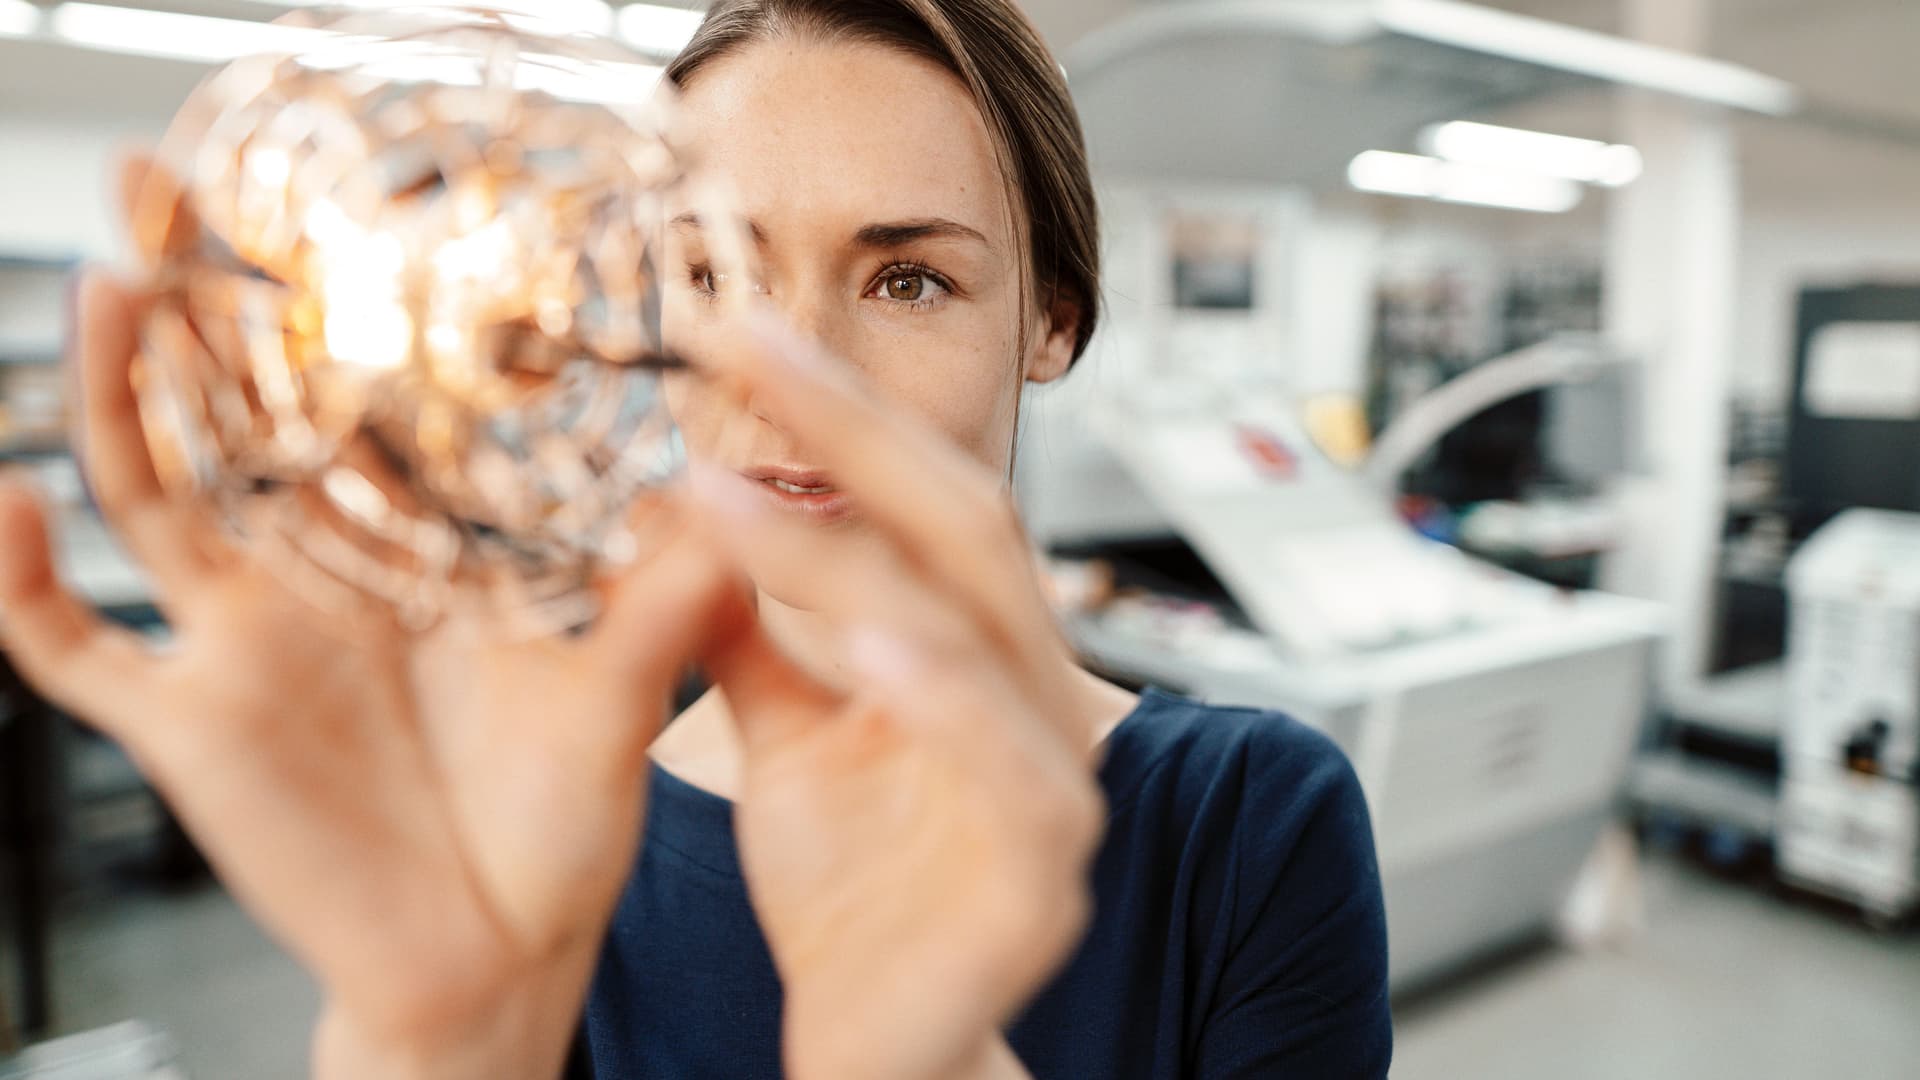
[704,605,838,758]
[724,312,1020,571]
[684,465,1036,745]
[712,314,1073,692]
[685,462,975,649]
[588,492,721,678]
[72,269,224,592]
[597,488,840,749]
[119,150,197,268]
[0,478,162,734]
[588,492,827,707]
[117,152,153,232]
[685,468,1098,789]
[841,608,1107,853]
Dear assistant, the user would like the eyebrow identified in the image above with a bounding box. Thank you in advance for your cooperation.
[669,213,990,251]
[669,211,769,247]
[853,218,991,249]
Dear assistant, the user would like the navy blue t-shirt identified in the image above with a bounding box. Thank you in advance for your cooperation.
[580,687,1392,1078]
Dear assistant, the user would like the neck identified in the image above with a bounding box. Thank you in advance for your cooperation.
[759,592,859,690]
[649,590,1139,801]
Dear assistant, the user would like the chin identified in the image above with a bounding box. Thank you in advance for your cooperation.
[744,524,881,615]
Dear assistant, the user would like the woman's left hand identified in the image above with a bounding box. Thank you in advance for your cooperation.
[686,314,1107,1080]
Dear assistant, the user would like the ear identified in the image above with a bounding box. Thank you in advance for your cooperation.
[1025,288,1082,386]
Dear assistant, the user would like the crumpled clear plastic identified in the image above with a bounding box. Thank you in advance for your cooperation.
[127,5,744,634]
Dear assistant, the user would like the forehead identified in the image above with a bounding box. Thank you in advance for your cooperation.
[672,37,1011,250]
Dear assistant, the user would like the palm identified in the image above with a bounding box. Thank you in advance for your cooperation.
[674,316,1111,1080]
[0,266,738,1041]
[738,707,1048,977]
[721,670,1097,1080]
[134,562,660,1026]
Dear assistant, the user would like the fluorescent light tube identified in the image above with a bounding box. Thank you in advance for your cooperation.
[1349,150,1442,199]
[617,3,702,55]
[234,0,614,30]
[50,2,329,63]
[507,0,614,35]
[248,0,617,35]
[1379,0,1801,117]
[516,55,664,104]
[296,39,662,105]
[1348,150,1583,214]
[0,0,40,38]
[1422,121,1644,188]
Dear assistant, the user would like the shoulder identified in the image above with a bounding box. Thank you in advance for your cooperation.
[1099,687,1385,963]
[1100,689,1392,1072]
[1101,687,1369,839]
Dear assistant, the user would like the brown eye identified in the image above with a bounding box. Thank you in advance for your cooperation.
[868,266,949,305]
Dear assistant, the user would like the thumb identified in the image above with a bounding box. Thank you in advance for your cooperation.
[587,492,743,690]
[587,488,835,750]
[583,488,833,749]
[0,476,158,735]
[702,596,836,757]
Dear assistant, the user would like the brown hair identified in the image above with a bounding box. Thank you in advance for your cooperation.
[665,0,1100,363]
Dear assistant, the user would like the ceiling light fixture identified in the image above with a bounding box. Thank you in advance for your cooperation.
[49,2,330,63]
[1348,150,1584,214]
[0,0,41,38]
[616,3,702,56]
[295,41,662,105]
[1422,121,1644,188]
[236,0,617,35]
[1378,0,1801,117]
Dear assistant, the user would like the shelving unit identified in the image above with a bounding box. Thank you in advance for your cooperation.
[0,254,76,466]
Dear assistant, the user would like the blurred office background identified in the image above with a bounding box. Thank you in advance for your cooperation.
[4,0,1920,1076]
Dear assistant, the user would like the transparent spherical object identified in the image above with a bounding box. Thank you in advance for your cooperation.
[129,6,739,633]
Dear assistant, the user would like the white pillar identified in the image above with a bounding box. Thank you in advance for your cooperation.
[1600,0,1739,693]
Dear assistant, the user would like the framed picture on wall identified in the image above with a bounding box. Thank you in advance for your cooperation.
[1169,209,1259,311]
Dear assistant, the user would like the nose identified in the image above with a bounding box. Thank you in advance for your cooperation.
[760,286,851,362]
[750,275,872,389]
[733,286,852,429]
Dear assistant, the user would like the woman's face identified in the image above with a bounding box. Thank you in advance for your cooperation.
[660,37,1078,608]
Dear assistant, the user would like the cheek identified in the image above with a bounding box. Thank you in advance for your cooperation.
[658,294,733,459]
[865,322,1021,469]
[660,370,726,459]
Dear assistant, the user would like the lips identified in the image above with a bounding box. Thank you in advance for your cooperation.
[764,476,834,495]
[740,465,853,524]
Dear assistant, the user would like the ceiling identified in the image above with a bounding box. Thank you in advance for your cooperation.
[4,0,1914,123]
[1483,0,1920,209]
[4,0,1920,209]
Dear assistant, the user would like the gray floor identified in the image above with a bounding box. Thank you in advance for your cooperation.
[29,853,1920,1079]
[42,884,319,1079]
[1393,856,1920,1079]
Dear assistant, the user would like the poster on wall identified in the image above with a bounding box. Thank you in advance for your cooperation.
[1804,320,1920,420]
[1169,209,1259,311]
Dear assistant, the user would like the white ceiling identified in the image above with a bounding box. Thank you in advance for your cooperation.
[4,0,1919,210]
[4,0,1914,124]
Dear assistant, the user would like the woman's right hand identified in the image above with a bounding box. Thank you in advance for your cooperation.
[0,194,744,1076]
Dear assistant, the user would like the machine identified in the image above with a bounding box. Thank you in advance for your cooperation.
[1779,510,1920,924]
[1020,380,1661,990]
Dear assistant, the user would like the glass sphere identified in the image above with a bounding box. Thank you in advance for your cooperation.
[128,5,739,633]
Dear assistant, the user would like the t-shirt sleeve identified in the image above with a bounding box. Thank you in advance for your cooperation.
[1193,727,1393,1078]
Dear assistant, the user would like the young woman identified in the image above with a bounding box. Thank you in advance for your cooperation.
[0,1,1391,1077]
